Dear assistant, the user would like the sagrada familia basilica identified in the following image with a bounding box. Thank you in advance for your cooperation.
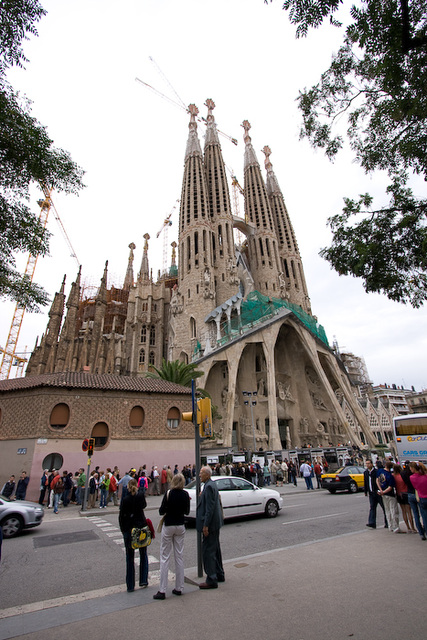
[25,99,376,453]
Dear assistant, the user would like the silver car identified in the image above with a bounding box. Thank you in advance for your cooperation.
[184,475,283,521]
[0,495,44,538]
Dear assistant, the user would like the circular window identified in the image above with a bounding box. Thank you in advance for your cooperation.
[167,407,180,430]
[49,403,70,429]
[42,453,64,471]
[91,422,109,448]
[130,406,145,429]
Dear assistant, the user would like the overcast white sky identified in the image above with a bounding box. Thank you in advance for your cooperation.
[2,0,426,390]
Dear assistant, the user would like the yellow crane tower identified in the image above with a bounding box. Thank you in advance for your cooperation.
[0,186,80,380]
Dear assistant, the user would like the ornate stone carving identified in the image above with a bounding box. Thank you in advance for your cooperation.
[305,366,320,387]
[310,390,328,410]
[277,380,295,402]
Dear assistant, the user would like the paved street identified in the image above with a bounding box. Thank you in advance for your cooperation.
[0,483,425,639]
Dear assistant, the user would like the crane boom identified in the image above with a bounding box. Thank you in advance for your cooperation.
[149,56,187,110]
[135,77,238,145]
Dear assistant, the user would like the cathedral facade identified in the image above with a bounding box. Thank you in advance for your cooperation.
[25,100,377,453]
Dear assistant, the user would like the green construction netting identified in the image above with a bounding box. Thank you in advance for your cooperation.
[223,290,329,347]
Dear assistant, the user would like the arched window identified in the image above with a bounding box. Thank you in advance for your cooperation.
[190,317,196,339]
[91,422,109,448]
[139,349,145,365]
[129,406,145,429]
[42,453,63,472]
[150,325,156,346]
[141,325,147,343]
[167,407,180,430]
[149,351,155,365]
[49,403,70,429]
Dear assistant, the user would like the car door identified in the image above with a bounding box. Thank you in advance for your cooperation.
[346,466,363,489]
[230,477,263,516]
[214,478,239,519]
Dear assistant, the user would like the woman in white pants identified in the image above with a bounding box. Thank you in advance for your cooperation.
[153,473,190,600]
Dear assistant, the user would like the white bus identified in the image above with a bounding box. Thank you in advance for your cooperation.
[393,413,427,464]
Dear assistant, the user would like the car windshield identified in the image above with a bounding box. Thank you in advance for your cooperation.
[185,479,198,489]
[0,494,11,502]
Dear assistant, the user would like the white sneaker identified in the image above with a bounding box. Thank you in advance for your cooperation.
[393,528,405,533]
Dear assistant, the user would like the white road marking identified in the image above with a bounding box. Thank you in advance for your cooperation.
[0,570,172,620]
[283,503,305,508]
[282,511,349,525]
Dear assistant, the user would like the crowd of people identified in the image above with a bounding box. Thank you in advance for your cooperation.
[364,458,427,540]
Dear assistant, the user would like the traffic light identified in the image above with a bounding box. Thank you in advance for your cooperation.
[88,438,95,457]
[198,397,212,438]
[182,398,212,438]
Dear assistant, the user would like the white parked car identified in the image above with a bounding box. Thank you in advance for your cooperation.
[0,495,44,538]
[184,475,283,521]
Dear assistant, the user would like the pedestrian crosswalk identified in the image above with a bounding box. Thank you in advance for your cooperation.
[87,516,173,582]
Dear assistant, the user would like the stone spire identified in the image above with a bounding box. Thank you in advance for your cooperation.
[26,275,66,375]
[170,104,215,361]
[87,261,108,369]
[123,242,135,289]
[203,99,239,304]
[241,121,281,296]
[184,103,203,160]
[262,146,311,313]
[55,266,82,372]
[138,234,150,282]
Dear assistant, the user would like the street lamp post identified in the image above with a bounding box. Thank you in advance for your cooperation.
[242,391,257,453]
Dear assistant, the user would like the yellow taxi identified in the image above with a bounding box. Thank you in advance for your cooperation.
[320,465,365,493]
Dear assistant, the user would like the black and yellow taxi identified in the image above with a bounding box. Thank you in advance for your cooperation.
[320,465,365,493]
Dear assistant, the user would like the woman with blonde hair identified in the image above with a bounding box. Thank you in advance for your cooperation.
[119,478,149,591]
[153,473,190,600]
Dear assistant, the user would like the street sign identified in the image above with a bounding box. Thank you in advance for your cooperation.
[82,438,89,452]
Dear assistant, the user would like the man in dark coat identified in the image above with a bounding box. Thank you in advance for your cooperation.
[196,466,224,589]
[364,459,388,529]
[15,471,29,500]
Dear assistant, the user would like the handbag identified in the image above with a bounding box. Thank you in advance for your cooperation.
[157,515,165,533]
[157,490,170,532]
[130,525,152,549]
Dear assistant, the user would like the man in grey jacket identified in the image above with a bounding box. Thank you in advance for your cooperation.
[196,466,224,589]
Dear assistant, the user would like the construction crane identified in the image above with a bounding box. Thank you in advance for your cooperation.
[135,64,238,146]
[156,200,179,276]
[0,187,80,380]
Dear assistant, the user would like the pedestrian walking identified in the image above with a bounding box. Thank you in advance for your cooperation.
[313,461,323,489]
[393,464,416,533]
[364,459,388,529]
[409,461,427,538]
[402,461,426,539]
[38,470,49,505]
[300,460,314,490]
[376,461,401,533]
[153,473,190,600]
[119,478,149,592]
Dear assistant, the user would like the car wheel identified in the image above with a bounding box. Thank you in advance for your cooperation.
[327,488,336,494]
[348,481,358,494]
[265,499,279,518]
[1,515,24,538]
